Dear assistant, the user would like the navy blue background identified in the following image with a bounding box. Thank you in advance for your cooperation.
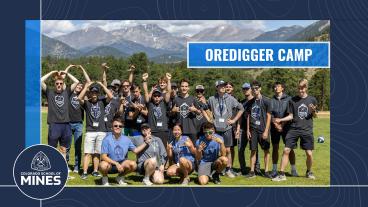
[1,0,368,206]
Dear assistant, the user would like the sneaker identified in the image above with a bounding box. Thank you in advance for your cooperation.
[181,177,190,185]
[68,168,71,173]
[264,171,273,178]
[80,173,88,180]
[306,171,316,180]
[92,171,102,177]
[244,171,256,179]
[225,169,236,178]
[291,170,299,177]
[116,176,128,185]
[272,174,287,182]
[73,169,79,174]
[101,176,109,186]
[270,170,278,178]
[143,177,153,186]
[212,173,221,184]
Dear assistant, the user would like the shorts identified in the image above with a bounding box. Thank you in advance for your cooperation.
[108,160,125,174]
[137,161,146,175]
[270,126,288,145]
[48,123,72,148]
[216,129,233,147]
[198,162,215,176]
[249,129,270,151]
[285,129,314,150]
[152,131,169,148]
[84,132,106,154]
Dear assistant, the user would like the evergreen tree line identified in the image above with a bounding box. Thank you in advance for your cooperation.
[42,53,330,111]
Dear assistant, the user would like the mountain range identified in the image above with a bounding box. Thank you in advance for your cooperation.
[42,20,330,63]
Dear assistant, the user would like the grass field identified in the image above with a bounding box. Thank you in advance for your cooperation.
[42,111,330,186]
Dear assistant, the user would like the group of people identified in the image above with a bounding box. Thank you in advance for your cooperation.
[41,63,318,185]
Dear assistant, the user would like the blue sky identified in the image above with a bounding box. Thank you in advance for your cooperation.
[42,20,318,37]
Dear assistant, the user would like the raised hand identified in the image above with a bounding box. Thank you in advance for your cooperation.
[101,63,109,69]
[165,73,172,80]
[198,141,207,152]
[142,73,149,81]
[184,137,193,148]
[128,64,136,72]
[188,104,197,112]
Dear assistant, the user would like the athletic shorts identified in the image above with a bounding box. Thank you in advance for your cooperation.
[270,126,288,145]
[198,162,216,176]
[48,123,72,148]
[152,131,169,148]
[249,129,270,151]
[108,160,125,174]
[285,129,314,150]
[216,129,234,147]
[84,132,106,154]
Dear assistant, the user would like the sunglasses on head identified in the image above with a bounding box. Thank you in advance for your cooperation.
[113,125,123,128]
[196,89,204,93]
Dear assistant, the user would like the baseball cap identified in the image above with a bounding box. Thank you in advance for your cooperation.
[215,80,226,87]
[152,89,162,96]
[111,79,121,86]
[171,82,177,88]
[242,83,251,89]
[195,85,205,90]
[89,85,100,93]
[140,123,151,129]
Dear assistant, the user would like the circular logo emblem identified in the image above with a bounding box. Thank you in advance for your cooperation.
[13,144,68,200]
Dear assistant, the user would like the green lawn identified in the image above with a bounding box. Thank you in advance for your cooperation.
[42,112,330,186]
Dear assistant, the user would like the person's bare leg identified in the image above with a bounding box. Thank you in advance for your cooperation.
[305,150,313,172]
[152,170,164,184]
[179,157,192,179]
[264,149,270,172]
[121,160,137,175]
[92,154,100,172]
[144,158,157,178]
[99,161,111,176]
[198,175,209,185]
[83,153,91,174]
[280,148,291,172]
[215,156,228,173]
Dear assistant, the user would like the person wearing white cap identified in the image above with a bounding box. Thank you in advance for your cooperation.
[204,80,244,178]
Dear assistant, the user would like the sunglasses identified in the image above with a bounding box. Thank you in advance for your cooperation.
[251,87,260,90]
[55,82,63,85]
[113,125,123,128]
[204,130,214,135]
[153,94,161,97]
[196,90,204,93]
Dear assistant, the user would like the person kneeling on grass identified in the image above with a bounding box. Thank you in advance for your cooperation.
[196,122,228,185]
[131,123,167,186]
[166,123,196,185]
[99,117,150,186]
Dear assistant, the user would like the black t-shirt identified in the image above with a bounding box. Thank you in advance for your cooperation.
[147,101,169,132]
[104,97,120,132]
[124,95,146,130]
[83,100,108,132]
[247,96,271,132]
[173,95,199,135]
[69,92,84,123]
[288,95,317,133]
[240,98,253,131]
[45,88,70,124]
[193,99,208,133]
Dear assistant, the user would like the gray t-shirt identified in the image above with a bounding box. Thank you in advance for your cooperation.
[173,95,199,135]
[131,135,167,166]
[124,95,146,130]
[45,88,70,124]
[69,92,84,123]
[147,101,169,132]
[83,100,108,132]
[104,97,120,132]
[207,93,244,132]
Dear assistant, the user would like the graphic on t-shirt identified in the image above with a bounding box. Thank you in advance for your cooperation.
[196,113,203,120]
[153,106,162,118]
[54,95,64,107]
[179,103,190,118]
[214,103,227,116]
[251,104,261,120]
[114,145,123,160]
[91,104,101,119]
[105,103,111,115]
[70,96,80,109]
[298,103,308,119]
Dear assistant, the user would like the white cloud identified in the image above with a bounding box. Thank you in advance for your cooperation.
[42,20,77,37]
